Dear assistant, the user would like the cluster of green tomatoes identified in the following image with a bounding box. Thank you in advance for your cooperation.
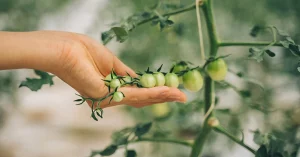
[105,58,228,103]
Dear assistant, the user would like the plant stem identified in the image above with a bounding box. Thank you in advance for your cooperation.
[137,4,198,26]
[213,126,256,154]
[219,41,282,47]
[129,137,192,147]
[190,0,219,156]
[190,77,214,157]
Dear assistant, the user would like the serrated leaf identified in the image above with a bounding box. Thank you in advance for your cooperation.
[19,70,54,91]
[134,122,152,137]
[126,150,137,157]
[249,47,265,62]
[100,145,118,156]
[255,145,268,157]
[111,27,128,43]
[253,130,269,145]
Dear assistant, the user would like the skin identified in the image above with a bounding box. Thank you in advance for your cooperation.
[0,31,186,108]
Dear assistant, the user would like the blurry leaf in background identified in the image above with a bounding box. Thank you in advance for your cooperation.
[19,70,54,91]
[126,150,137,157]
[134,122,152,137]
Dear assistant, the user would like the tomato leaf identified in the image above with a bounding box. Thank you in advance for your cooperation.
[99,145,118,156]
[253,130,270,145]
[255,145,268,157]
[265,49,276,57]
[134,122,152,137]
[101,29,115,45]
[250,25,262,37]
[111,27,128,43]
[248,47,265,62]
[19,70,54,91]
[126,150,137,157]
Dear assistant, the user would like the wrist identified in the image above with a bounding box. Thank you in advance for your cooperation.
[0,31,63,73]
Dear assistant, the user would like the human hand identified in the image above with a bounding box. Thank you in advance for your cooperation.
[0,31,186,108]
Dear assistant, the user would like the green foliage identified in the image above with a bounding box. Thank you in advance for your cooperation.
[19,70,54,91]
[134,122,152,137]
[90,145,118,157]
[253,130,298,157]
[256,145,268,157]
[248,26,300,72]
[90,122,153,157]
[125,150,137,157]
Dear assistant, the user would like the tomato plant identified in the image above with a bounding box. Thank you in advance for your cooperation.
[19,0,300,157]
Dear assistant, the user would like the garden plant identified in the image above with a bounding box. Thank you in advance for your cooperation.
[18,0,300,157]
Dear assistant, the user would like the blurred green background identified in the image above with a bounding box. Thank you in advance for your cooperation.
[0,0,299,157]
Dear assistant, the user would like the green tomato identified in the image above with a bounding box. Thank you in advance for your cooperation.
[140,74,156,88]
[104,74,116,86]
[113,92,124,102]
[110,79,121,89]
[183,70,203,92]
[151,103,171,119]
[172,64,188,84]
[206,59,228,81]
[153,72,165,86]
[120,76,132,85]
[165,73,179,88]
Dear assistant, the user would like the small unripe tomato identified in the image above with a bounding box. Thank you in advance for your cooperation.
[151,103,171,119]
[104,74,116,86]
[110,79,121,89]
[206,59,228,81]
[120,76,132,85]
[140,74,156,88]
[183,70,203,92]
[113,92,124,102]
[153,72,165,86]
[165,73,179,88]
[173,64,188,84]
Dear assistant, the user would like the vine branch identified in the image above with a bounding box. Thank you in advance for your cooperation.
[218,41,282,47]
[137,4,198,26]
[129,137,193,147]
[213,126,256,154]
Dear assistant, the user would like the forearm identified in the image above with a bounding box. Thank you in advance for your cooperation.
[0,31,61,72]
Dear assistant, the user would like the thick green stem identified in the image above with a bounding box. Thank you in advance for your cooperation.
[129,138,192,147]
[202,0,219,57]
[190,77,214,157]
[213,126,256,154]
[190,0,219,157]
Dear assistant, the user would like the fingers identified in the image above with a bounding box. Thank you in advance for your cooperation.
[99,86,187,108]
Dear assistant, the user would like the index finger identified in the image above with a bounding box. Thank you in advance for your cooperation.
[100,86,187,108]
